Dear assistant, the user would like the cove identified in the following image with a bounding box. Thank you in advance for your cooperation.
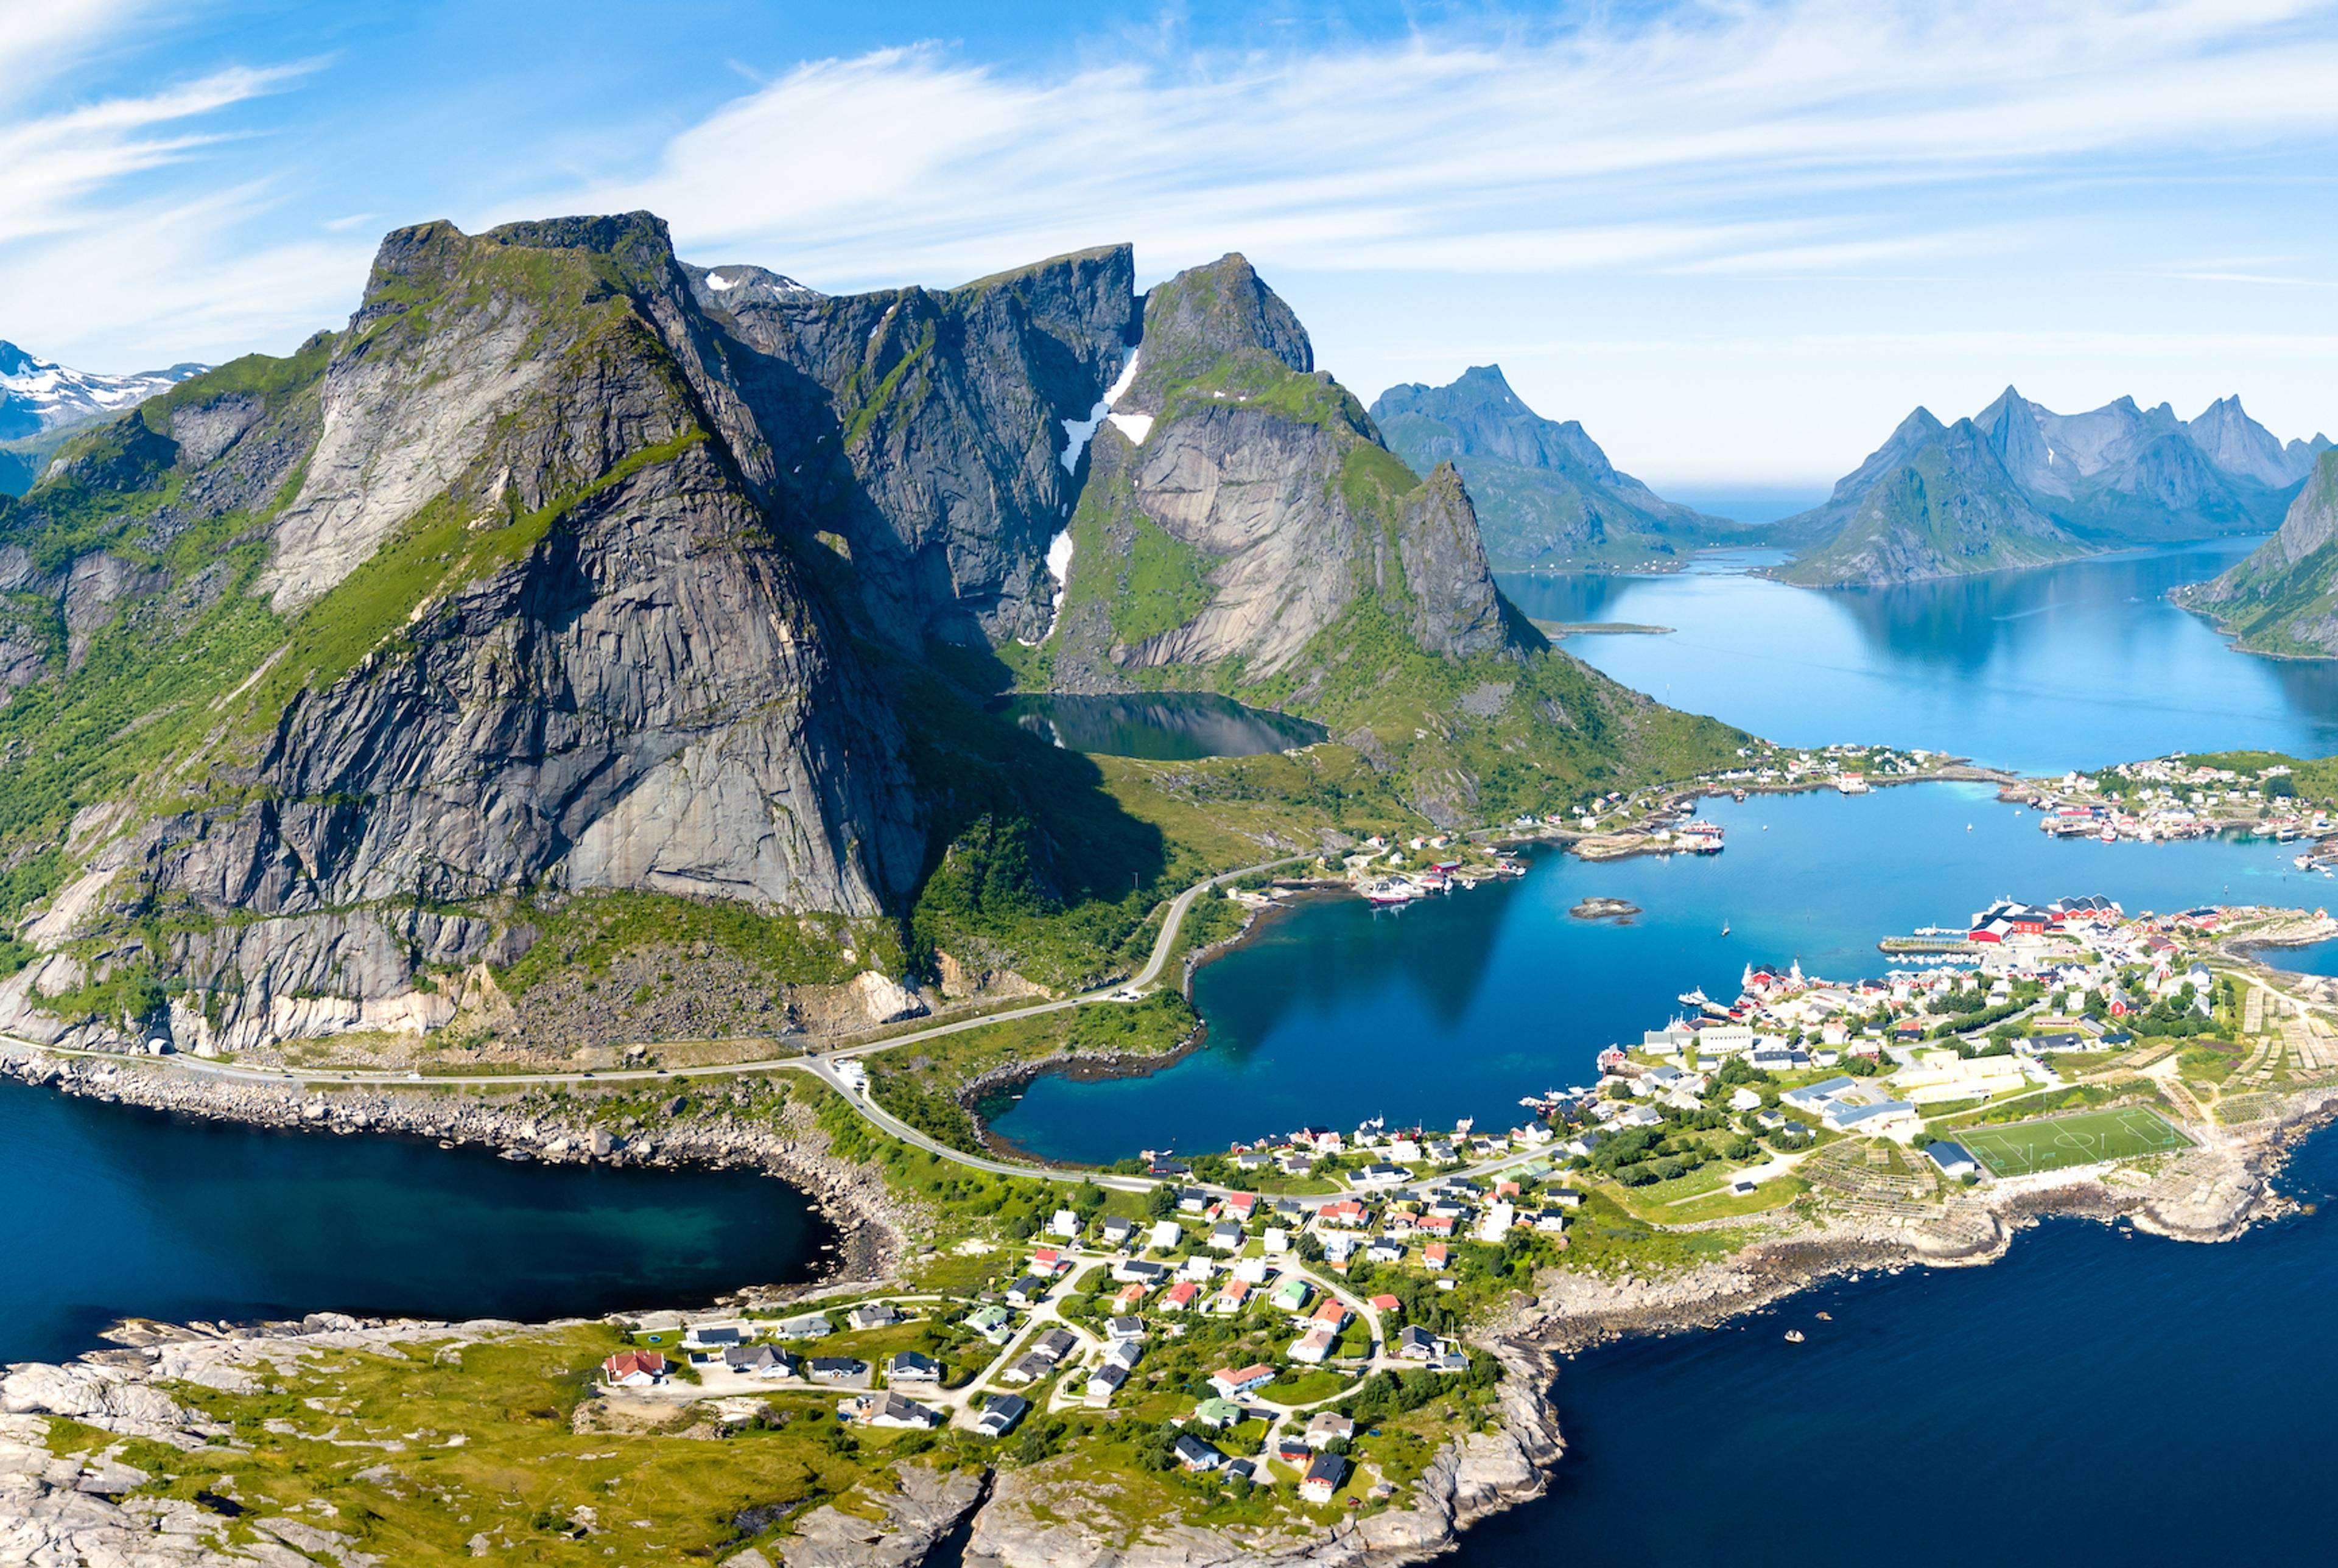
[1451,1123,2338,1567]
[987,780,2333,1164]
[0,1077,830,1366]
[992,691,1327,759]
[1498,540,2338,772]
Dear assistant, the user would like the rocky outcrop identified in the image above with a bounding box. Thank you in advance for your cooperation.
[777,1463,985,1568]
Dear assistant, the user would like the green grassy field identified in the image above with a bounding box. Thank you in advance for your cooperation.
[1956,1106,2192,1176]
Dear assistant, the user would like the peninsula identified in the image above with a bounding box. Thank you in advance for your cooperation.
[7,873,2337,1567]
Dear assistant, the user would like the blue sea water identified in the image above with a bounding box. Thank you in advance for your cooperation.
[995,540,2338,1564]
[1497,540,2338,772]
[0,1079,829,1364]
[1454,1127,2338,1567]
[989,780,2331,1163]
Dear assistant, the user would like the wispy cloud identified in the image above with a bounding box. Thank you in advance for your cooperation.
[536,0,2338,287]
[0,7,358,368]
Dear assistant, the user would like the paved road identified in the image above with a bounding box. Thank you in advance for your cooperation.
[2,851,1318,1191]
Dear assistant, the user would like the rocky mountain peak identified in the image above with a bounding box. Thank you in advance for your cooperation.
[1131,253,1312,393]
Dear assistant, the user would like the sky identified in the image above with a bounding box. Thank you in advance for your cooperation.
[5,0,2337,493]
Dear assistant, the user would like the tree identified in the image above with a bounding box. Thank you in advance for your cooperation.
[1146,1183,1178,1219]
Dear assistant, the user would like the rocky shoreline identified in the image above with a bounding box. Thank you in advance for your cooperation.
[0,1041,913,1293]
[5,1035,2337,1567]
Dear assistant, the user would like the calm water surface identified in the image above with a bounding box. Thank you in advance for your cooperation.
[1500,540,2338,771]
[0,1079,829,1363]
[990,780,2336,1163]
[1453,1126,2338,1567]
[994,691,1326,759]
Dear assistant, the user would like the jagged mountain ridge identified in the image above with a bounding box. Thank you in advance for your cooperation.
[0,212,1741,1055]
[1780,388,2328,587]
[1370,365,1747,569]
[0,340,207,497]
[2182,450,2338,654]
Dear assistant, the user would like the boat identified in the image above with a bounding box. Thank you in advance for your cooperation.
[1783,1329,1806,1343]
[1732,788,1747,802]
[2100,826,2116,843]
[1678,987,1711,1008]
[1363,881,1416,906]
[1721,920,1731,936]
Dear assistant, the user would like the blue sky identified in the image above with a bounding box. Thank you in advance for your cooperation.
[7,1,2336,489]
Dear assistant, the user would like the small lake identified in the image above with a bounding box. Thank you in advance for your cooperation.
[987,779,2334,1163]
[0,1079,830,1365]
[994,691,1326,759]
[1498,539,2338,772]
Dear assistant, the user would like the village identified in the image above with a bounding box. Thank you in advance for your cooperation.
[2012,753,2338,858]
[584,890,2319,1519]
[1276,743,1988,906]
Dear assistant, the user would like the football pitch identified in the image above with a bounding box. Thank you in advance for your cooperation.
[1955,1107,2192,1177]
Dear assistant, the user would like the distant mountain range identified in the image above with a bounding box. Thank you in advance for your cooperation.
[2181,450,2338,654]
[1777,389,2330,587]
[0,341,206,495]
[1371,365,1750,569]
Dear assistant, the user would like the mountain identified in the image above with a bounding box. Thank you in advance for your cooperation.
[1028,257,1738,820]
[2180,450,2338,654]
[0,214,1742,1056]
[1779,388,2325,587]
[1369,365,1746,568]
[0,341,206,495]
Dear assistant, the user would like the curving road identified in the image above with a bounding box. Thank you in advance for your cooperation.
[4,851,1318,1189]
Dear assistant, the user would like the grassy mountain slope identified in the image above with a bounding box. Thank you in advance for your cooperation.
[2181,450,2338,654]
[1024,257,1749,825]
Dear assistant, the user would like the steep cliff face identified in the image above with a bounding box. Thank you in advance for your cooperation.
[0,218,1745,1051]
[2185,450,2338,654]
[1037,255,1743,823]
[0,214,923,1051]
[1371,365,1742,569]
[1045,254,1517,688]
[691,246,1137,649]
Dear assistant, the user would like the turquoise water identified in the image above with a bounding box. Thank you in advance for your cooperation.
[989,780,2329,1163]
[0,1079,829,1364]
[993,691,1327,759]
[1498,540,2338,772]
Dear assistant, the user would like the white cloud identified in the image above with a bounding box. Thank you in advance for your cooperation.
[0,5,346,368]
[533,1,2338,290]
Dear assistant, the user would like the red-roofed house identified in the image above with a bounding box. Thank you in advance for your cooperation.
[1160,1281,1201,1313]
[602,1350,665,1387]
[1368,1293,1401,1314]
[1310,1299,1350,1328]
[1424,1242,1450,1270]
